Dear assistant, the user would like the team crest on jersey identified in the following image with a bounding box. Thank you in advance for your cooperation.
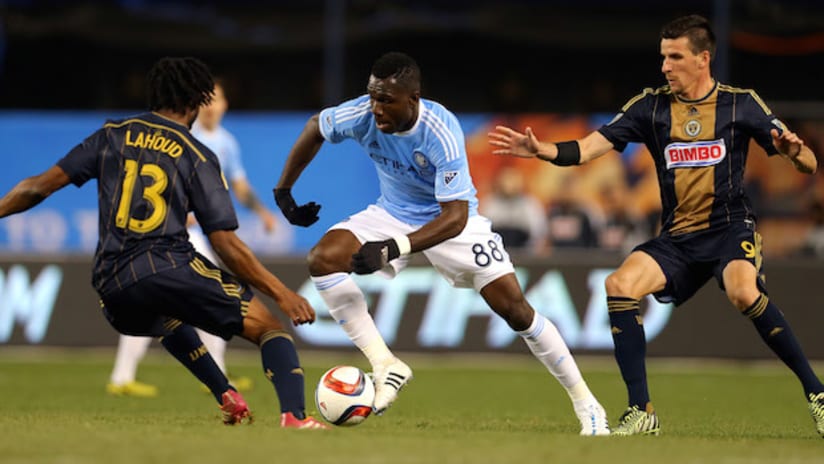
[443,170,459,188]
[414,152,429,168]
[684,119,702,138]
[665,139,726,169]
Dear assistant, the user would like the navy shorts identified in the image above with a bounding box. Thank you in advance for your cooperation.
[100,254,253,339]
[634,221,767,306]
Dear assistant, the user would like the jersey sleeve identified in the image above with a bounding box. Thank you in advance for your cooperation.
[220,132,247,181]
[188,151,239,234]
[597,89,654,152]
[56,128,105,187]
[318,95,371,144]
[428,112,475,203]
[740,90,782,156]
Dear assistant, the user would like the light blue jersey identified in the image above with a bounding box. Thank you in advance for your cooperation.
[319,95,478,225]
[191,122,246,182]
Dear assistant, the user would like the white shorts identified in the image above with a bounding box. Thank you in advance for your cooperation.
[188,226,219,265]
[330,204,515,291]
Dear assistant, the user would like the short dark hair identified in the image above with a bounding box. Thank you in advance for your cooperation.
[660,14,716,60]
[147,57,215,113]
[371,52,421,91]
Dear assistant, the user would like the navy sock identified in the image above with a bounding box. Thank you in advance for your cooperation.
[260,331,306,418]
[608,297,651,410]
[744,295,824,396]
[161,322,230,403]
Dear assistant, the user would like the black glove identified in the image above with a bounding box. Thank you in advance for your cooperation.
[273,187,321,227]
[351,239,401,275]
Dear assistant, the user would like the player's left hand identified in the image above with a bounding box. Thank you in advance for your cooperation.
[488,125,542,159]
[351,239,400,275]
[771,128,804,158]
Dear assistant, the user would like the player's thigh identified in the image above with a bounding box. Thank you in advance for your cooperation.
[717,225,765,308]
[101,290,169,337]
[326,204,415,277]
[626,235,711,305]
[423,215,515,290]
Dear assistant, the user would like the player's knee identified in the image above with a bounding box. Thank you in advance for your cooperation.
[495,296,533,331]
[307,244,347,275]
[726,286,759,311]
[605,271,633,296]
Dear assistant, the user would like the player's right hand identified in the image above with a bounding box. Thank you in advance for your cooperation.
[488,125,542,159]
[273,187,321,227]
[277,289,316,326]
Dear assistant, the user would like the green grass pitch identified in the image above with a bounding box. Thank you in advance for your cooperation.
[0,349,821,463]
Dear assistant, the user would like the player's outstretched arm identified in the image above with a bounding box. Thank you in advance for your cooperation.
[274,113,325,227]
[771,128,817,175]
[0,165,71,218]
[488,126,614,165]
[208,229,316,325]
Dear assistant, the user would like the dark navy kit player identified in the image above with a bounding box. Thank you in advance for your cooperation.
[490,15,824,437]
[0,57,327,429]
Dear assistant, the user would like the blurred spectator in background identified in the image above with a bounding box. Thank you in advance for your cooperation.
[480,165,547,253]
[799,198,824,258]
[594,184,649,255]
[545,176,597,250]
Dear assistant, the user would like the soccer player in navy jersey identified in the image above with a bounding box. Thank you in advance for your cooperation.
[108,79,277,396]
[275,51,610,435]
[490,15,824,437]
[0,57,326,429]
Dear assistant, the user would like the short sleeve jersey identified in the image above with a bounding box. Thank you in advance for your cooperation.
[597,82,785,236]
[191,122,246,182]
[318,95,478,225]
[56,112,238,295]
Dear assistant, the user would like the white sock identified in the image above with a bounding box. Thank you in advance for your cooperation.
[313,273,394,368]
[110,335,152,385]
[196,329,227,374]
[518,312,586,395]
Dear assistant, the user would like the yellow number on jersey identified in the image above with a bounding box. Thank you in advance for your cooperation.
[115,159,169,233]
[740,240,756,259]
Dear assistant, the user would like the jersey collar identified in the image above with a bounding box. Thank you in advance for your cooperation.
[674,79,718,104]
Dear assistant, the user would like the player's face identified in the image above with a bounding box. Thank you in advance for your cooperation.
[660,36,710,98]
[197,84,228,129]
[367,75,419,133]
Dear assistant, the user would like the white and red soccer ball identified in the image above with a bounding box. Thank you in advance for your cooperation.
[315,365,375,426]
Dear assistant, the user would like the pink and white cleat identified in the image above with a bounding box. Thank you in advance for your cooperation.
[280,412,329,430]
[219,389,253,425]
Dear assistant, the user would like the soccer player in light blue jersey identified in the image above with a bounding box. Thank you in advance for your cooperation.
[275,52,610,435]
[108,80,277,396]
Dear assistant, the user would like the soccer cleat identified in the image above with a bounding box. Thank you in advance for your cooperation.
[280,412,329,430]
[372,357,413,415]
[612,405,660,436]
[106,381,158,398]
[573,397,610,436]
[219,389,252,425]
[809,392,824,438]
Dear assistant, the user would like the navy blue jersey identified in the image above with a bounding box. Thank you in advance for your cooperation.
[598,82,785,236]
[57,112,238,295]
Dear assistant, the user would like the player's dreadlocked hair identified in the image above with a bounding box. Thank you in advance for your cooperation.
[661,14,716,60]
[371,52,421,92]
[147,57,215,113]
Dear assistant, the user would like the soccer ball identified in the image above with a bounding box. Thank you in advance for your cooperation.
[315,365,375,426]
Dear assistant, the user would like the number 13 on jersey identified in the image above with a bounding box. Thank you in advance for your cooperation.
[115,159,169,233]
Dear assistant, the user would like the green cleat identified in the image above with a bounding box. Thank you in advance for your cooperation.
[612,406,660,436]
[809,392,824,438]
